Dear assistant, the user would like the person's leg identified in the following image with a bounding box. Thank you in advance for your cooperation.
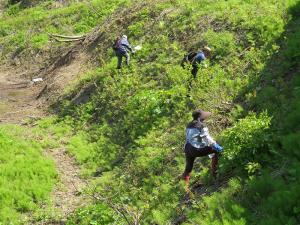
[117,53,122,69]
[182,146,196,190]
[191,64,198,78]
[182,145,219,181]
[198,146,219,176]
[125,51,130,66]
[211,153,218,177]
[183,144,211,178]
[183,154,195,181]
[187,77,193,93]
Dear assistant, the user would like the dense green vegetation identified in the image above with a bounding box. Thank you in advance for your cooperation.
[0,0,127,61]
[1,0,300,224]
[0,125,57,224]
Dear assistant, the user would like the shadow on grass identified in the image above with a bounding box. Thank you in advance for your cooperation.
[219,2,300,224]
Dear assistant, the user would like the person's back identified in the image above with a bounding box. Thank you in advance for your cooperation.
[193,51,206,64]
[186,119,216,149]
[118,37,131,53]
[114,35,133,69]
[181,51,197,68]
[181,46,211,79]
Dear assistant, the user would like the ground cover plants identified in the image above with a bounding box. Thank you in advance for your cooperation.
[0,125,57,224]
[0,0,128,62]
[0,0,299,224]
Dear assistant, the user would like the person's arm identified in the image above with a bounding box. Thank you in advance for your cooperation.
[122,40,133,52]
[201,127,216,145]
[125,44,133,52]
[202,127,223,152]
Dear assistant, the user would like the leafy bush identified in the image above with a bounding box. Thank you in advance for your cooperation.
[185,178,247,225]
[61,0,299,224]
[0,0,127,59]
[221,112,272,166]
[203,29,237,58]
[66,204,115,225]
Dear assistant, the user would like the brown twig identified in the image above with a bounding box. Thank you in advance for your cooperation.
[36,84,48,99]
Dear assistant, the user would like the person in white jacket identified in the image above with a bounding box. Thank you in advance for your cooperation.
[182,109,223,184]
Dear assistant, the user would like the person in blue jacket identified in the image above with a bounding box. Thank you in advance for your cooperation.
[113,35,134,69]
[182,109,223,185]
[181,46,211,78]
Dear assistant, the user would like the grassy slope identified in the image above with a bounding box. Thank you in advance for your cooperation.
[0,0,127,65]
[1,0,300,224]
[0,125,57,224]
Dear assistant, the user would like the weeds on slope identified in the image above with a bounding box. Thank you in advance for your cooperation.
[0,125,57,224]
[1,0,300,224]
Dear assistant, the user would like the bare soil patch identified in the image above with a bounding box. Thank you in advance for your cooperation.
[0,58,89,224]
[38,148,87,225]
[0,68,45,123]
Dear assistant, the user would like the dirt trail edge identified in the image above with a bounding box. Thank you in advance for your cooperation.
[43,148,87,224]
[0,69,45,123]
[0,67,89,224]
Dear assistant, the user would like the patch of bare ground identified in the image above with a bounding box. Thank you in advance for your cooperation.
[0,52,89,223]
[21,148,88,225]
[0,50,88,123]
[37,148,88,225]
[36,52,89,103]
[0,68,45,124]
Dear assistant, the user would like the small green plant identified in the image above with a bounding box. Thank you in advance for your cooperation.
[31,33,48,49]
[245,162,261,175]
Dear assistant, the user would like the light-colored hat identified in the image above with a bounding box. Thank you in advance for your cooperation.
[202,46,211,52]
[122,35,127,39]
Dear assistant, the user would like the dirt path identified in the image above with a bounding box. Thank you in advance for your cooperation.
[0,68,88,224]
[42,148,87,224]
[24,148,88,225]
[0,52,87,123]
[0,69,44,123]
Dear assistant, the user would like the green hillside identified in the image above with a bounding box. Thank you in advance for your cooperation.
[0,126,56,224]
[0,0,299,224]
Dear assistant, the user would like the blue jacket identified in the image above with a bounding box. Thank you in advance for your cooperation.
[117,38,132,54]
[193,51,206,64]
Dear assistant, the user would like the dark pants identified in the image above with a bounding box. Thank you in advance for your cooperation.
[183,143,219,178]
[116,51,130,69]
[191,64,199,78]
[187,65,198,95]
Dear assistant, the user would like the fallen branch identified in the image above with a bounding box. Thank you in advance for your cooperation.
[48,33,86,39]
[36,84,47,99]
[3,110,27,115]
[91,192,133,225]
[49,36,85,42]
